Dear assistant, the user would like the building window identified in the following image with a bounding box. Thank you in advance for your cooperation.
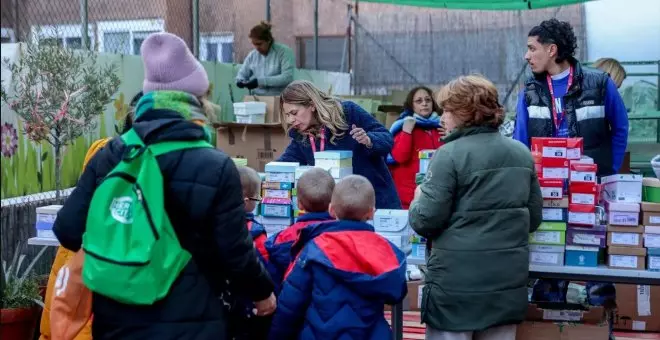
[297,36,349,72]
[97,19,164,55]
[1,28,16,43]
[31,24,95,49]
[200,34,234,63]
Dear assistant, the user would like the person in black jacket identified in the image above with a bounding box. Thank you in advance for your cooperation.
[53,32,275,340]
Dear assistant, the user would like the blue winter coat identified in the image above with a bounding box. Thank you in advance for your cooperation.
[265,212,335,287]
[277,101,402,209]
[268,220,408,340]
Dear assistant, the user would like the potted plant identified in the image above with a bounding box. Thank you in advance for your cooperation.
[1,243,48,340]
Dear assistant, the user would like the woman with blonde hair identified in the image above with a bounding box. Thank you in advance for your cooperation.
[409,75,542,340]
[592,57,627,88]
[278,80,401,209]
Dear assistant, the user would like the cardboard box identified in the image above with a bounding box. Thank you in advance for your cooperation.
[569,163,597,183]
[607,225,645,247]
[541,158,570,179]
[565,245,599,267]
[372,209,409,233]
[643,211,660,227]
[540,179,564,199]
[542,208,568,222]
[385,280,423,312]
[35,205,62,239]
[607,246,646,270]
[543,197,569,208]
[524,304,606,324]
[601,174,644,203]
[215,123,289,172]
[605,201,641,226]
[642,202,660,212]
[530,231,566,246]
[242,95,281,124]
[531,137,568,159]
[569,155,594,167]
[516,321,609,340]
[613,284,660,332]
[569,182,598,206]
[645,233,660,248]
[566,137,584,160]
[530,249,565,266]
[566,225,606,248]
[568,204,596,226]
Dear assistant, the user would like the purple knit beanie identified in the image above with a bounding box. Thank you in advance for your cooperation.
[141,32,209,97]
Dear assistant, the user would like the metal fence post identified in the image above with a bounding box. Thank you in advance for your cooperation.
[80,0,88,49]
[314,0,319,70]
[266,0,271,22]
[192,0,200,58]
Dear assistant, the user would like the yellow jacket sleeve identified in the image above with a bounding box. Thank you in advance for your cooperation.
[39,137,111,340]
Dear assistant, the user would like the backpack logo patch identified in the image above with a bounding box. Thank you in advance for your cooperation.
[110,196,134,224]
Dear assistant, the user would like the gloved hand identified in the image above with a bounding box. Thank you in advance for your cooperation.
[236,81,246,89]
[245,78,259,90]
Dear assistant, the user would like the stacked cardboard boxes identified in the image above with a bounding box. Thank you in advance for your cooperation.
[292,166,315,221]
[642,202,660,271]
[565,160,601,267]
[261,162,298,235]
[314,151,353,181]
[600,174,646,270]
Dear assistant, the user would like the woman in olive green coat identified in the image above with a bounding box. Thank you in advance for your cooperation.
[409,75,543,340]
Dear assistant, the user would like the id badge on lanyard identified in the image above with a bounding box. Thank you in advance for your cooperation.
[309,127,326,153]
[546,66,574,132]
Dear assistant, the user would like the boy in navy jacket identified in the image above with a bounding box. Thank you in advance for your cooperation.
[229,166,276,340]
[265,168,336,285]
[269,175,408,340]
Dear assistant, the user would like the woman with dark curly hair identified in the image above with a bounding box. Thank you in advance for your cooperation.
[410,75,542,340]
[513,18,628,177]
[387,86,445,208]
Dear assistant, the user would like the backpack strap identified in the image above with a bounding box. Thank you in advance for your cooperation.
[121,128,145,147]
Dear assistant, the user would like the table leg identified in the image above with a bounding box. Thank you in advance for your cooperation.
[392,301,403,340]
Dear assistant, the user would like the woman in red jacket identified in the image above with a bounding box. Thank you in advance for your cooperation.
[387,86,444,208]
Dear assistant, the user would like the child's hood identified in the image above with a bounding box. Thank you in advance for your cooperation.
[293,220,408,302]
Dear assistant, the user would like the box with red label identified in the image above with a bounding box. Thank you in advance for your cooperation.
[539,179,564,199]
[568,204,596,226]
[569,163,597,183]
[531,137,568,160]
[570,182,598,206]
[541,158,569,179]
[566,137,584,160]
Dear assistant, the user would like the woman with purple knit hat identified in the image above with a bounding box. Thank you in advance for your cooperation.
[52,32,276,340]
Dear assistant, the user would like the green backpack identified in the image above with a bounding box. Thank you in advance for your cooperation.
[82,128,213,305]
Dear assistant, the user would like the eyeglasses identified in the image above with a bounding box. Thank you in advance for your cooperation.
[413,98,433,105]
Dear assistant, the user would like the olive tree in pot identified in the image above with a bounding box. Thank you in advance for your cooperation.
[0,40,120,197]
[1,243,49,339]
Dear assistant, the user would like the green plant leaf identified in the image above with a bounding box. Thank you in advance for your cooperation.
[41,151,48,162]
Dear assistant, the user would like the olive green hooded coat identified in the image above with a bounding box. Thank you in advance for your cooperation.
[409,126,542,332]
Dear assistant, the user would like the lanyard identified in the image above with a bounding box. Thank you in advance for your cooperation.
[546,66,574,132]
[309,127,326,153]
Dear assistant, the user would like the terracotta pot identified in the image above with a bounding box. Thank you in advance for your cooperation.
[0,307,39,340]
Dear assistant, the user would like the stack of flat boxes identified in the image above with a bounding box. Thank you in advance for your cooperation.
[642,202,660,271]
[35,205,62,239]
[371,209,412,253]
[261,162,298,235]
[314,151,353,182]
[565,158,602,267]
[529,138,575,266]
[601,174,645,270]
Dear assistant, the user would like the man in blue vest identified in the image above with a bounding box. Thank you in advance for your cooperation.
[513,18,628,177]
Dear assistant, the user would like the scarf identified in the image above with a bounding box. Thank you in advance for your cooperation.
[134,91,214,143]
[386,111,441,165]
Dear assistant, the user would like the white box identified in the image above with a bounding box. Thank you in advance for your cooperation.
[605,201,640,226]
[233,102,267,115]
[608,254,642,269]
[327,167,353,180]
[372,209,409,233]
[649,256,660,271]
[601,174,643,203]
[377,231,411,249]
[530,251,565,266]
[235,114,265,124]
[644,233,660,248]
[35,205,62,239]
